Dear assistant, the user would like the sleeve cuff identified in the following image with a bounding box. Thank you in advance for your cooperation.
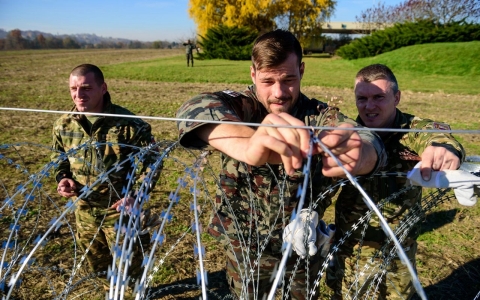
[358,129,387,175]
[55,171,72,183]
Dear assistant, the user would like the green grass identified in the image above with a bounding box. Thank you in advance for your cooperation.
[102,56,252,84]
[101,41,480,95]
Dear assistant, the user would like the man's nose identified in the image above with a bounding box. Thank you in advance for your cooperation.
[272,82,288,99]
[365,98,376,109]
[74,88,84,98]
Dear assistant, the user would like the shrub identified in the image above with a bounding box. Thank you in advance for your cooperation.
[197,25,258,61]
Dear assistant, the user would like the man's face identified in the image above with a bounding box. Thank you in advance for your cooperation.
[69,72,106,113]
[355,78,400,129]
[250,53,304,114]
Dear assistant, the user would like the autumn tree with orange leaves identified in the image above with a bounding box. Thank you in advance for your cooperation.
[188,0,335,46]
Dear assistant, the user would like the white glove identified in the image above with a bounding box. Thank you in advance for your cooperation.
[283,209,319,259]
[316,220,336,257]
[407,162,480,206]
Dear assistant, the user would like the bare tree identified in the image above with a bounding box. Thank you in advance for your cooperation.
[423,0,480,24]
[356,0,480,30]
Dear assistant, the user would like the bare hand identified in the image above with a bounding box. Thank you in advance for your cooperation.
[420,145,461,180]
[317,124,376,177]
[244,113,310,175]
[111,196,137,213]
[56,178,77,198]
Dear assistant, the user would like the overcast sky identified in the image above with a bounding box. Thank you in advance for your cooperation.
[0,0,405,42]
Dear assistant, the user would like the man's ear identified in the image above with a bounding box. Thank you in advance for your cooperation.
[394,90,401,106]
[299,62,305,79]
[250,65,256,84]
[102,82,108,95]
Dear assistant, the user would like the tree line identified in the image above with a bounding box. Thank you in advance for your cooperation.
[0,29,179,50]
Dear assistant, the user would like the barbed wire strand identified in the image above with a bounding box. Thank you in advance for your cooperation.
[0,107,479,135]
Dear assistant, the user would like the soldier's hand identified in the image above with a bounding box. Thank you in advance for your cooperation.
[57,178,77,198]
[420,145,461,181]
[317,123,376,177]
[111,196,137,214]
[245,113,310,175]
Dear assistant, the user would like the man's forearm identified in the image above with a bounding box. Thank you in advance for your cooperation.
[357,130,387,175]
[195,123,255,162]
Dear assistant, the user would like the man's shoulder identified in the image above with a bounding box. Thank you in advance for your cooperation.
[294,94,329,118]
[177,89,257,116]
[400,110,451,130]
[109,103,136,116]
[107,104,149,128]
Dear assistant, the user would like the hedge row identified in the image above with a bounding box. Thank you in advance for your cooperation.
[336,21,480,60]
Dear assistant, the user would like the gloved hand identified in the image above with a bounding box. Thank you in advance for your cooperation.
[316,220,336,257]
[283,209,319,259]
[407,162,480,206]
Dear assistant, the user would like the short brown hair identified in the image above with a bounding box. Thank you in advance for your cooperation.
[251,29,302,71]
[70,64,105,87]
[355,64,399,94]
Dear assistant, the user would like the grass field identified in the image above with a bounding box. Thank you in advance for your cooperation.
[0,44,479,299]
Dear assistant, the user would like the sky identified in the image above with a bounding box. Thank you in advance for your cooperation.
[0,0,405,42]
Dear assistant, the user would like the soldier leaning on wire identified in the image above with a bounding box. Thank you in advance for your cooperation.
[176,29,387,300]
[327,64,466,300]
[51,64,160,290]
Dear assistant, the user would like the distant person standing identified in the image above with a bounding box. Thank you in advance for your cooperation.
[183,39,196,67]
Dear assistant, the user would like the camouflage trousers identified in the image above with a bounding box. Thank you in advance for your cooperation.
[74,199,150,284]
[326,239,417,300]
[225,241,322,300]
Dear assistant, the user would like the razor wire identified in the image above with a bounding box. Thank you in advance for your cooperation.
[0,109,479,299]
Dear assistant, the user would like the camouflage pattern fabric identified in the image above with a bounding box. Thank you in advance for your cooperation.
[226,242,323,299]
[51,98,159,281]
[327,108,465,300]
[74,199,150,281]
[51,98,158,196]
[176,85,386,298]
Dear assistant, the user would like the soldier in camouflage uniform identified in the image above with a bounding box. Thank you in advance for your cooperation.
[176,30,387,299]
[183,39,196,67]
[326,64,465,299]
[51,64,160,287]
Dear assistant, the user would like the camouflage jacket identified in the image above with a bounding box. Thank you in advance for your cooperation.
[51,98,159,207]
[176,85,386,253]
[336,108,465,243]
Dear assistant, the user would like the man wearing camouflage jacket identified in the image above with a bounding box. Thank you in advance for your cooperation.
[51,64,159,285]
[327,64,465,299]
[176,30,387,299]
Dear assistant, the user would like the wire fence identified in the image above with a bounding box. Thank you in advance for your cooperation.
[0,109,479,300]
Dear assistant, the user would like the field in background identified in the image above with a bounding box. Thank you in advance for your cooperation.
[0,46,479,299]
